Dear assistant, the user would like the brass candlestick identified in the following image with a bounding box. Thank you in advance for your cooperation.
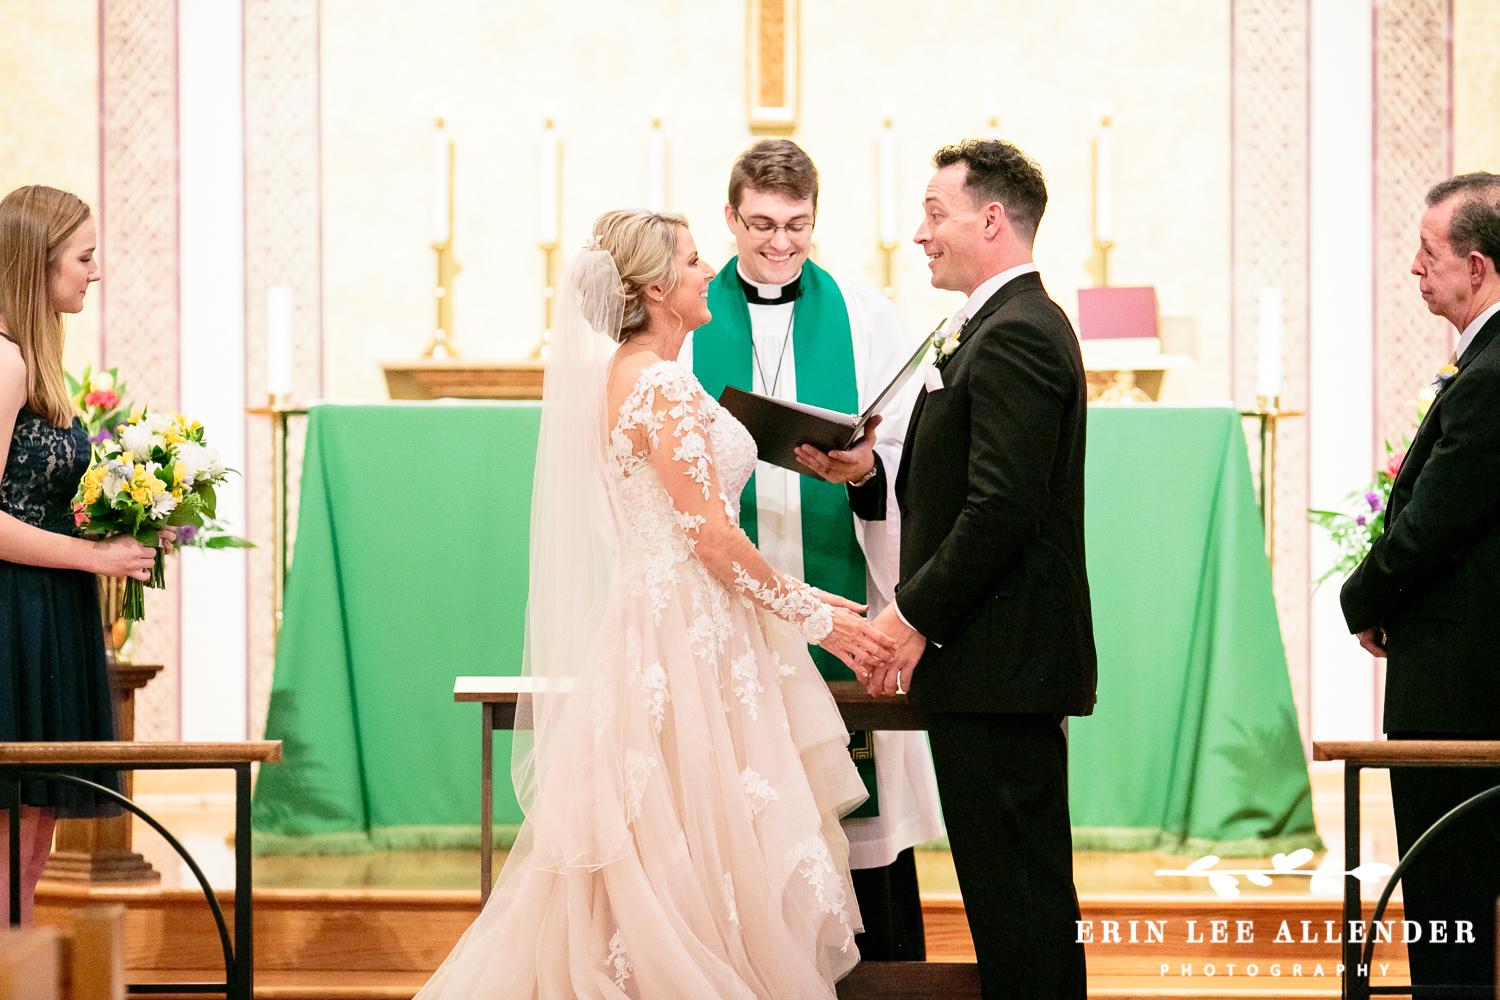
[248,396,310,638]
[427,116,461,358]
[1240,395,1303,573]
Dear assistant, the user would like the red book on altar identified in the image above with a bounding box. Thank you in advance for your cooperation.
[1077,286,1159,340]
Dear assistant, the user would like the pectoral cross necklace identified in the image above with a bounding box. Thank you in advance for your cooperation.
[751,302,798,397]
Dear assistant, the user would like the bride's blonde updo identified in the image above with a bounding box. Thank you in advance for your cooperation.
[589,209,689,341]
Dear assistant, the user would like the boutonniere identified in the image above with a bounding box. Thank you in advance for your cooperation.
[929,318,961,372]
[1433,363,1457,391]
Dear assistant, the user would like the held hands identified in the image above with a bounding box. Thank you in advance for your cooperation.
[864,603,927,697]
[89,528,178,582]
[1355,626,1387,658]
[794,415,881,485]
[811,588,899,673]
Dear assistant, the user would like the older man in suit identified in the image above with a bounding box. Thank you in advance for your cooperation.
[864,139,1097,1000]
[1341,172,1500,995]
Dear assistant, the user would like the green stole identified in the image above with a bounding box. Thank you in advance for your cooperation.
[693,259,866,685]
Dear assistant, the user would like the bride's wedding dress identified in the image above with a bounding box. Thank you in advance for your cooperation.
[416,359,867,999]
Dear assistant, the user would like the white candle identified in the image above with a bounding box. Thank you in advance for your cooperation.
[877,103,897,247]
[1095,103,1114,245]
[646,102,666,212]
[1256,286,1284,398]
[431,106,450,247]
[539,106,560,248]
[266,285,294,398]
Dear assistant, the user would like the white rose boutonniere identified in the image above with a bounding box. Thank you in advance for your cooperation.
[931,319,963,372]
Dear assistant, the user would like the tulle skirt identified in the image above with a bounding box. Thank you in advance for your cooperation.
[417,568,867,999]
[0,561,121,816]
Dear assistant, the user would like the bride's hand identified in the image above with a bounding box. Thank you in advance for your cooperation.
[811,588,867,615]
[818,607,898,677]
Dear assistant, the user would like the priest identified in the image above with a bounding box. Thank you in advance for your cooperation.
[680,139,943,961]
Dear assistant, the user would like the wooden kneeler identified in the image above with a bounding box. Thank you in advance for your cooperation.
[456,676,984,999]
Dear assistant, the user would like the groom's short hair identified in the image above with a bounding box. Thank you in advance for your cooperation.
[729,140,819,212]
[933,139,1047,244]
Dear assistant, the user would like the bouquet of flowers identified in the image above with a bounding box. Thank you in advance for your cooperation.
[66,365,132,459]
[72,409,251,619]
[1307,385,1435,586]
[1307,443,1401,587]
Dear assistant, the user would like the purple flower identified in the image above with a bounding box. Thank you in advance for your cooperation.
[176,524,198,543]
[1365,492,1384,513]
[1356,514,1367,527]
[89,427,112,444]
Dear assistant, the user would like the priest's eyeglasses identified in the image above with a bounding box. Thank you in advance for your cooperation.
[734,209,814,237]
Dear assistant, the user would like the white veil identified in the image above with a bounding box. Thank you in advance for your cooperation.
[512,245,624,819]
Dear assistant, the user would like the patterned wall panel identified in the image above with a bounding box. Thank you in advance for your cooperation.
[1231,0,1312,745]
[99,0,180,742]
[1374,0,1453,456]
[243,0,323,742]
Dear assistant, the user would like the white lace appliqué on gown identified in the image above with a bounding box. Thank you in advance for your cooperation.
[415,361,866,1000]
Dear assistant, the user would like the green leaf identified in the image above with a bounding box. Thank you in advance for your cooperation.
[197,484,218,519]
[204,535,256,549]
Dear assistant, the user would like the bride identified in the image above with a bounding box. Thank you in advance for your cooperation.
[416,209,898,999]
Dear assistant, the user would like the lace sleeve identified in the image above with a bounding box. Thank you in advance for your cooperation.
[624,364,833,643]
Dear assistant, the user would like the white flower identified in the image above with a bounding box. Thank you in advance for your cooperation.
[939,332,960,355]
[148,491,178,519]
[119,421,163,458]
[175,441,225,487]
[102,461,131,501]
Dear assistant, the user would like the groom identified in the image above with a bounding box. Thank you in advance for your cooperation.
[866,140,1098,999]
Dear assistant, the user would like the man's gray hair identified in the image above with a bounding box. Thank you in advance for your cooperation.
[1426,172,1500,267]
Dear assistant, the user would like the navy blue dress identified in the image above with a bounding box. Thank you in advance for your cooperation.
[0,405,120,814]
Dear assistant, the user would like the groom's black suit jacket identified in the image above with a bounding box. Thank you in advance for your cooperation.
[894,271,1097,717]
[1341,308,1500,735]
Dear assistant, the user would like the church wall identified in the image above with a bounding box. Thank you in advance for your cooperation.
[318,0,1232,403]
[0,0,103,377]
[1453,0,1500,174]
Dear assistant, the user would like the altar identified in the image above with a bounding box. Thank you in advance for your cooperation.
[251,401,1320,858]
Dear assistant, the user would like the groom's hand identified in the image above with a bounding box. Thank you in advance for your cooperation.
[866,603,925,697]
[794,415,881,485]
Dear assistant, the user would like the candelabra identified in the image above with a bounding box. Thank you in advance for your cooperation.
[1241,396,1303,573]
[427,111,460,358]
[877,104,897,298]
[533,108,562,357]
[1091,105,1115,288]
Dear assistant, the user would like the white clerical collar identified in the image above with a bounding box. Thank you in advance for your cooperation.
[737,261,803,302]
[951,262,1038,330]
[1456,298,1500,360]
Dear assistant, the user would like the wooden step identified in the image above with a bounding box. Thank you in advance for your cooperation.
[39,882,1413,998]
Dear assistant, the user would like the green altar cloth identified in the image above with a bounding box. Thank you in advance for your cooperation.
[252,402,1320,858]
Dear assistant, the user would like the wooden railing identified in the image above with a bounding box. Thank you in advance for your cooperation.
[1312,740,1500,1000]
[0,741,280,1000]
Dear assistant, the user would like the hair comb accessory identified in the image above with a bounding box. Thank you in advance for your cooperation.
[583,235,604,251]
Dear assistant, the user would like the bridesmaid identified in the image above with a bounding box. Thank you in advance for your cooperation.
[0,185,170,923]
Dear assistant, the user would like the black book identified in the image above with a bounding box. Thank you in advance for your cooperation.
[716,323,939,477]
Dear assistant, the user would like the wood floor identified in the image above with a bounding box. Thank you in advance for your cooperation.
[33,766,1402,999]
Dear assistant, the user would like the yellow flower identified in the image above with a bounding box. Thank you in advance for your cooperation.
[1437,364,1458,377]
[81,467,105,505]
[120,451,133,465]
[173,463,186,485]
[164,426,185,445]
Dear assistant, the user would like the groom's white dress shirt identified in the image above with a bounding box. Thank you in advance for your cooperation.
[681,264,944,870]
[1456,298,1500,360]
